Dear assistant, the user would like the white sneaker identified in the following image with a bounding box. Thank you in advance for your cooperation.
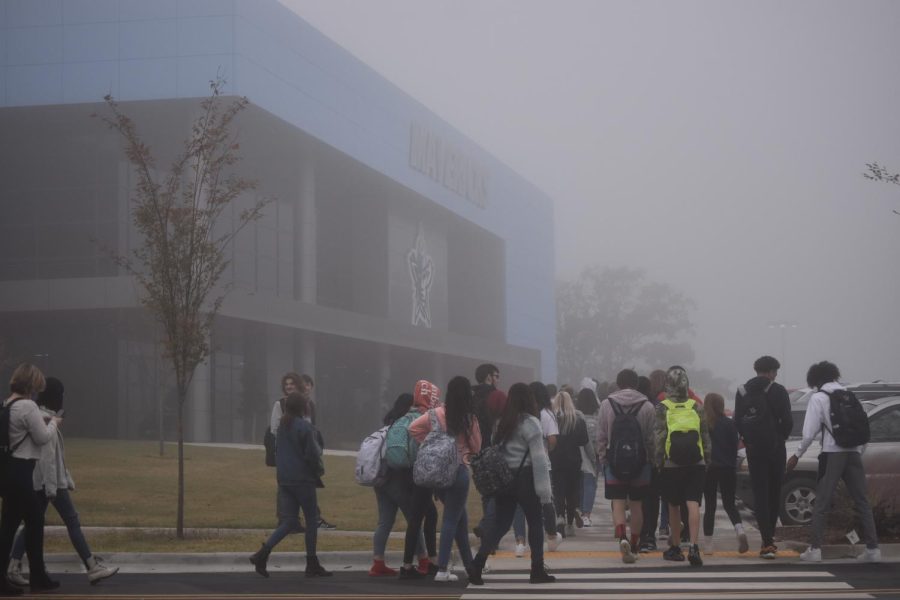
[547,534,562,552]
[481,562,492,574]
[514,543,527,557]
[86,556,119,584]
[434,570,458,582]
[582,515,593,527]
[799,547,822,562]
[7,560,28,587]
[565,524,575,538]
[702,536,714,555]
[620,538,636,564]
[857,547,881,563]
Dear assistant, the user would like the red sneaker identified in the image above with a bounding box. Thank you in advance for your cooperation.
[368,560,397,577]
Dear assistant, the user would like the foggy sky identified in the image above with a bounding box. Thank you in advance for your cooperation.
[282,0,900,390]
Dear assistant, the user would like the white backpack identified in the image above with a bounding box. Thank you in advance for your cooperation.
[355,425,389,487]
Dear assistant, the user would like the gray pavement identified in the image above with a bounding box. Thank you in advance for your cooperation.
[41,478,899,576]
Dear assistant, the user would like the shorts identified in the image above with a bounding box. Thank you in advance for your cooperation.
[659,465,705,505]
[603,463,651,501]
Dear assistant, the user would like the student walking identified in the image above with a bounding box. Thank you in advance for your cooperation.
[701,393,748,555]
[409,376,481,583]
[467,383,556,586]
[511,382,561,555]
[396,380,442,579]
[471,364,500,541]
[249,393,331,578]
[640,369,668,551]
[575,388,600,527]
[549,391,588,537]
[789,361,880,563]
[734,355,792,559]
[597,369,655,564]
[0,364,63,595]
[7,377,118,586]
[368,393,432,577]
[654,366,710,567]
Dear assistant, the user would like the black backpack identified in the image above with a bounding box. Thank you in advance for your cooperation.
[738,384,777,454]
[607,399,647,480]
[0,398,27,497]
[824,388,870,448]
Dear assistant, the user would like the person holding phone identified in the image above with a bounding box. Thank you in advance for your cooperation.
[6,377,118,586]
[0,364,62,595]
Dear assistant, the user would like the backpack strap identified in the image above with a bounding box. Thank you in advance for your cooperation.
[628,400,646,415]
[609,399,623,416]
[428,408,442,433]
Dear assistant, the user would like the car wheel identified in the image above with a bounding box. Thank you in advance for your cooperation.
[780,476,817,526]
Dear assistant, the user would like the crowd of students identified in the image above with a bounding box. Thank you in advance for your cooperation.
[1,355,882,594]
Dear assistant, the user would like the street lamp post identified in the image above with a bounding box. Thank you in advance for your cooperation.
[768,322,798,383]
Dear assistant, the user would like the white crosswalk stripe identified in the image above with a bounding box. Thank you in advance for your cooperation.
[461,569,875,600]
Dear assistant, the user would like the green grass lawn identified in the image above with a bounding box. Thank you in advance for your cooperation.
[44,438,483,552]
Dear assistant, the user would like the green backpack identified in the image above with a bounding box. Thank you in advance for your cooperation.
[384,411,419,469]
[661,398,702,466]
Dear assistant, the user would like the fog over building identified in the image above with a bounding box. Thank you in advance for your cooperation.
[0,0,556,447]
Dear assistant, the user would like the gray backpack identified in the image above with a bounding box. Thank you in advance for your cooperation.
[412,409,459,489]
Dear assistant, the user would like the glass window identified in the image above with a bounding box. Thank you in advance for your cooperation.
[869,405,900,443]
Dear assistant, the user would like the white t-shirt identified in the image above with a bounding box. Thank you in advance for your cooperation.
[540,408,559,437]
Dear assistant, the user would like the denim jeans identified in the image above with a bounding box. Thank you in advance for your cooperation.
[581,471,598,514]
[434,464,473,570]
[12,488,91,563]
[373,476,426,558]
[265,483,319,556]
[512,504,526,540]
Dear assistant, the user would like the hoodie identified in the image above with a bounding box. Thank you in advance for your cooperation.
[413,380,441,412]
[794,382,863,458]
[733,375,793,454]
[596,388,656,467]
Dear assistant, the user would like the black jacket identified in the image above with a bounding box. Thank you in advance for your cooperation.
[472,383,496,450]
[734,376,793,456]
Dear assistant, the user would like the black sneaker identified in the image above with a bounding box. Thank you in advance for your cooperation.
[473,525,482,539]
[639,539,657,553]
[663,545,685,562]
[398,566,425,580]
[317,517,337,530]
[529,565,556,584]
[688,544,703,567]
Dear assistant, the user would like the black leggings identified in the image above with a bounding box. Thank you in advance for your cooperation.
[703,464,742,536]
[0,458,49,582]
[475,467,546,570]
[551,467,581,526]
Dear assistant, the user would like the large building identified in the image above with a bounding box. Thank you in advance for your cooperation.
[0,0,556,448]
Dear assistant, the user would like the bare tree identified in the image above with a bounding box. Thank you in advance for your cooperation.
[863,162,900,215]
[96,78,269,538]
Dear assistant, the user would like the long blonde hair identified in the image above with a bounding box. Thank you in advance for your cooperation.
[553,391,578,435]
[704,393,725,430]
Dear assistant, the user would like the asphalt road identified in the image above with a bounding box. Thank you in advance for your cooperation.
[21,563,900,600]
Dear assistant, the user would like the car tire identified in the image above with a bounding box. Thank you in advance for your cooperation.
[780,475,817,527]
